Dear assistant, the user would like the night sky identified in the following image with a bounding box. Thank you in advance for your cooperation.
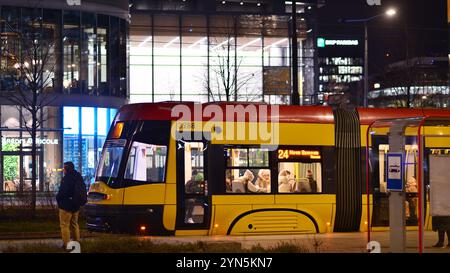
[317,0,448,75]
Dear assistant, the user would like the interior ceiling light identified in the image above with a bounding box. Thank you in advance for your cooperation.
[163,37,180,48]
[138,36,152,47]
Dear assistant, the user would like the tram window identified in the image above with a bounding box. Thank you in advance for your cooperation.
[184,198,205,224]
[377,144,418,193]
[228,148,248,167]
[225,147,271,193]
[124,141,167,183]
[277,162,322,193]
[184,142,205,195]
[97,139,126,179]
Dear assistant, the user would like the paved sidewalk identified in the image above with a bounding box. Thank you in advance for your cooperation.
[137,231,450,253]
[1,231,450,253]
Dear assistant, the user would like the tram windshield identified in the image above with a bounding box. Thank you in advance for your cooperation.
[96,139,127,182]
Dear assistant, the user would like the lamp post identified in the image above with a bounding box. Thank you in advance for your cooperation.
[291,0,300,105]
[346,8,397,107]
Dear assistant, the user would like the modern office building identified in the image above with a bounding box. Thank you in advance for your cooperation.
[0,0,129,192]
[128,0,322,105]
[316,36,364,105]
[368,57,450,108]
[0,0,324,193]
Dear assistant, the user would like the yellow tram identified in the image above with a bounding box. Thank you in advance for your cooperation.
[85,102,450,235]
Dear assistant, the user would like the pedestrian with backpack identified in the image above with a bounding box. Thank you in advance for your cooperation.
[56,161,87,249]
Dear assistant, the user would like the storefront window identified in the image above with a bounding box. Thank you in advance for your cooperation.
[209,15,237,102]
[129,13,309,104]
[110,17,120,97]
[63,10,81,93]
[97,14,109,95]
[0,6,20,92]
[1,105,61,192]
[81,107,95,181]
[81,12,97,94]
[130,14,153,103]
[236,15,263,102]
[119,19,128,98]
[181,15,208,102]
[43,9,61,92]
[154,15,180,101]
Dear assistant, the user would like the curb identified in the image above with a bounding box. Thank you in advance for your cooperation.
[0,231,96,241]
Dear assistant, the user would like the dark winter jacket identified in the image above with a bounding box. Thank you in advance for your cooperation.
[432,216,450,231]
[56,170,84,212]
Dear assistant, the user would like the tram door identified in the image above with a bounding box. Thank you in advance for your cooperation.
[372,144,419,227]
[176,140,211,230]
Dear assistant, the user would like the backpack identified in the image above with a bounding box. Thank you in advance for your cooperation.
[72,173,88,207]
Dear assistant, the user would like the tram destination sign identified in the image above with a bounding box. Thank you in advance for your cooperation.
[278,149,321,160]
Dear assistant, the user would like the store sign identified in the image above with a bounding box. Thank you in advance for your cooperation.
[1,137,59,145]
[317,38,359,47]
[278,149,321,160]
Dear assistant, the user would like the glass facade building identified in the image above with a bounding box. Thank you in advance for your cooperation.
[0,0,128,192]
[0,5,128,97]
[316,36,364,105]
[129,1,319,105]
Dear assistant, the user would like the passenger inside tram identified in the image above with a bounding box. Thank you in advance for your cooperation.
[278,169,296,193]
[255,169,271,193]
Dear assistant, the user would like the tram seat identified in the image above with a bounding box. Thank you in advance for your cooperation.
[232,180,246,193]
[278,181,293,193]
[294,178,311,193]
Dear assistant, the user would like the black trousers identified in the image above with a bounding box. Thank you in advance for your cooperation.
[437,230,450,243]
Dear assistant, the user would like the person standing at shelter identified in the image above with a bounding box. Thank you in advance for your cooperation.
[432,216,450,248]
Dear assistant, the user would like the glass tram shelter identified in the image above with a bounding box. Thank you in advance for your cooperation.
[366,116,450,253]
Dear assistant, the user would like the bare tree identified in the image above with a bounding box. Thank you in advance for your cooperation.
[205,17,261,102]
[0,13,59,216]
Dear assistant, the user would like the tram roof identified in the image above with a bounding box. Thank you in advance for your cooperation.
[115,102,450,125]
[116,102,335,124]
[358,108,450,125]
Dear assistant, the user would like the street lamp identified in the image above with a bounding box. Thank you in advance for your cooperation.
[345,8,397,107]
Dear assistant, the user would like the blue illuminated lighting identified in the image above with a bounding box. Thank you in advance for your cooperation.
[63,107,79,135]
[82,107,95,135]
[63,106,118,181]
